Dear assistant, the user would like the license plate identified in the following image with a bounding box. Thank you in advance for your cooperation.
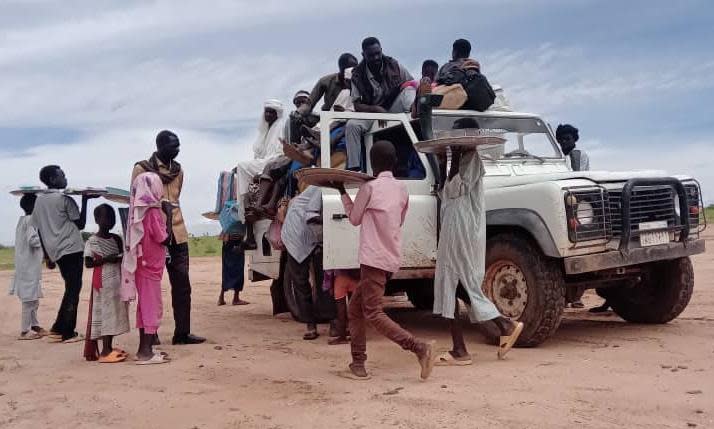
[639,220,669,247]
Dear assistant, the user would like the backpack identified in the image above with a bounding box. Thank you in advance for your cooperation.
[440,67,496,112]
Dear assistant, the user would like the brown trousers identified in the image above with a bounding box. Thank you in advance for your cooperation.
[349,264,420,365]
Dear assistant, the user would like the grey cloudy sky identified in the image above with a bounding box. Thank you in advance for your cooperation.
[1,0,712,244]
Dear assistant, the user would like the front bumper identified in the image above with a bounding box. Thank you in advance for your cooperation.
[563,239,706,274]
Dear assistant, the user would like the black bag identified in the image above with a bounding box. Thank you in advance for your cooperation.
[440,68,496,112]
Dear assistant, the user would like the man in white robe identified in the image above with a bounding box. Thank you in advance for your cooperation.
[234,99,286,249]
[433,149,524,365]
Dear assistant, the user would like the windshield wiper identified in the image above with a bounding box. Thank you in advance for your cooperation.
[503,149,545,163]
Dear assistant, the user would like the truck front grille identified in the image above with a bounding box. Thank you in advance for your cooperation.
[608,184,700,237]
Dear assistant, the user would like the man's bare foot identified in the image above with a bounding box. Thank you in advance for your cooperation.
[232,294,249,305]
[218,294,226,306]
[328,336,350,345]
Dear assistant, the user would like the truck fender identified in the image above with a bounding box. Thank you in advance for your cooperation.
[486,209,560,257]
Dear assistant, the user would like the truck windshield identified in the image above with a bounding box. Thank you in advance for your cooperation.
[431,114,561,160]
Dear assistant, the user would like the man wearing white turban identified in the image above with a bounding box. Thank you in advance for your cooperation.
[234,99,286,249]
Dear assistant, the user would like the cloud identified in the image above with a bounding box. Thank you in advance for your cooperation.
[1,0,712,244]
[0,127,258,244]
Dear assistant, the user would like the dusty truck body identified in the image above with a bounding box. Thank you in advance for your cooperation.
[248,107,707,346]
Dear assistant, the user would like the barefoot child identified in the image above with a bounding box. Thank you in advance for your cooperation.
[121,172,172,365]
[433,148,523,366]
[336,140,435,380]
[9,194,47,340]
[84,204,130,362]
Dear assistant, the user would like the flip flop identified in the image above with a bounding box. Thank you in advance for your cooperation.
[232,300,250,306]
[303,331,319,341]
[418,340,437,380]
[98,350,127,363]
[18,331,42,340]
[113,348,128,356]
[32,327,49,337]
[48,333,62,340]
[136,353,171,365]
[498,322,524,360]
[62,334,84,344]
[435,352,473,366]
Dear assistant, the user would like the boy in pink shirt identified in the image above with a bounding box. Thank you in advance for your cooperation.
[336,140,435,380]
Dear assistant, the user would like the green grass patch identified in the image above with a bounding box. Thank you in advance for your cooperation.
[188,235,222,257]
[704,206,714,223]
[0,247,14,271]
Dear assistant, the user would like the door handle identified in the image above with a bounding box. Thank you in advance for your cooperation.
[332,213,348,220]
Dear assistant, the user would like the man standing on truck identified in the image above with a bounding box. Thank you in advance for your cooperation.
[433,147,524,365]
[133,130,206,346]
[345,37,415,171]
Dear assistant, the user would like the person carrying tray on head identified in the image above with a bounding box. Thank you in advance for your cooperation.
[333,140,436,381]
[431,139,524,366]
[32,165,97,343]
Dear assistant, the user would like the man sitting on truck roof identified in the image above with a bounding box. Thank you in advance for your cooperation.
[437,39,480,82]
[345,37,415,171]
[308,53,358,112]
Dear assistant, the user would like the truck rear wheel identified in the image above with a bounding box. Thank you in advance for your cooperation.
[483,233,566,347]
[608,257,694,323]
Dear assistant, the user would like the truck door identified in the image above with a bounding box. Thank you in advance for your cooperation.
[322,116,437,270]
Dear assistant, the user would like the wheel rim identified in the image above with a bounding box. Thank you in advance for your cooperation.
[483,260,528,319]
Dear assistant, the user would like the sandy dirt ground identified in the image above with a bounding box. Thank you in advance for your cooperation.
[1,233,713,429]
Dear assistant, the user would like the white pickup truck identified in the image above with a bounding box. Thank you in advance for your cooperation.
[248,106,706,347]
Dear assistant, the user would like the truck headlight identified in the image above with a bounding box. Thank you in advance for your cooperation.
[577,201,595,225]
[564,186,611,243]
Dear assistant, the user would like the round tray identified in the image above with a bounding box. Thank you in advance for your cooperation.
[9,187,45,196]
[294,168,374,189]
[414,136,507,154]
[202,211,220,221]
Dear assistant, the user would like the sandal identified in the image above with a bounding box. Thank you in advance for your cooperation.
[136,353,171,365]
[62,334,85,344]
[98,350,127,363]
[327,337,350,346]
[435,351,473,366]
[18,331,42,340]
[498,322,524,360]
[303,331,319,341]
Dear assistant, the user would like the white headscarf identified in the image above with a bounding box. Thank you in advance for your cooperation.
[253,99,286,160]
[332,68,354,112]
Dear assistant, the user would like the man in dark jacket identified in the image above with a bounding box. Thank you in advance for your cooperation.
[345,37,414,170]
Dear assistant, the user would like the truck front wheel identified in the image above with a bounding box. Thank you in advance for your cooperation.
[607,257,694,323]
[483,233,566,347]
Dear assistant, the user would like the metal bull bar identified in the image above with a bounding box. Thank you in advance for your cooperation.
[619,177,690,253]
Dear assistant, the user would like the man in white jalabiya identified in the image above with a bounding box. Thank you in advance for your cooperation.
[433,148,524,366]
[235,99,286,249]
